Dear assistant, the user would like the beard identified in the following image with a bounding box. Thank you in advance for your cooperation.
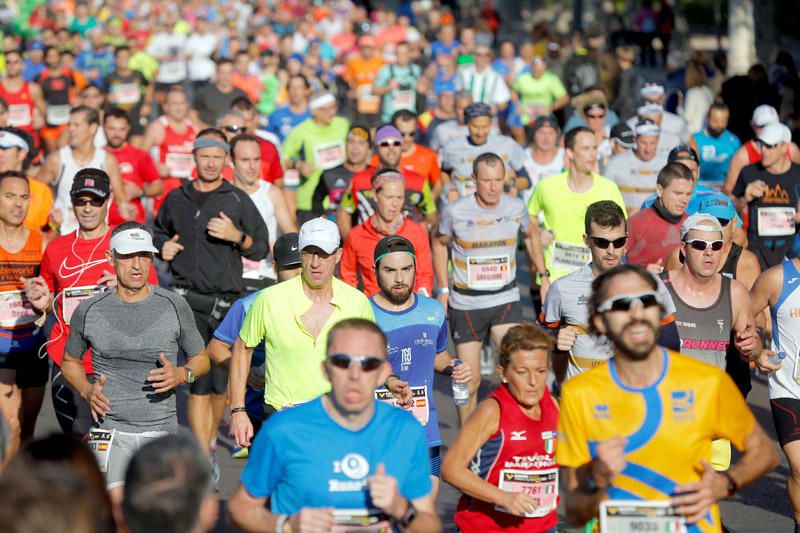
[604,318,657,361]
[707,127,723,138]
[377,276,414,306]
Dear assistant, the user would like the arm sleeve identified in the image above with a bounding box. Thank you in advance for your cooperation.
[240,418,285,498]
[556,382,593,467]
[64,302,90,360]
[713,370,757,450]
[239,195,270,261]
[373,65,390,88]
[492,76,511,106]
[175,295,206,356]
[213,300,246,345]
[339,234,360,289]
[282,128,302,162]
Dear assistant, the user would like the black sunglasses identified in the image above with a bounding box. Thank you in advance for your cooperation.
[378,140,402,148]
[72,198,105,207]
[597,291,662,313]
[327,353,384,372]
[685,239,724,252]
[223,125,247,133]
[589,235,627,249]
[400,132,415,137]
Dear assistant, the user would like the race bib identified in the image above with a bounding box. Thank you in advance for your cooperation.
[495,468,558,518]
[393,90,415,110]
[332,509,390,533]
[313,141,345,171]
[599,500,686,533]
[113,83,141,105]
[549,241,590,273]
[0,290,38,328]
[757,206,796,237]
[7,104,31,127]
[165,152,194,178]
[357,85,380,114]
[467,255,510,289]
[46,104,70,126]
[453,175,476,197]
[87,428,115,473]
[62,285,109,325]
[375,386,429,425]
[159,61,183,80]
[283,168,301,187]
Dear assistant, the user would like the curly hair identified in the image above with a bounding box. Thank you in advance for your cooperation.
[497,324,553,369]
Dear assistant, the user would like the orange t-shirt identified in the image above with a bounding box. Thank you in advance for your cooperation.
[370,144,441,185]
[345,54,384,115]
[232,72,263,104]
[25,178,53,233]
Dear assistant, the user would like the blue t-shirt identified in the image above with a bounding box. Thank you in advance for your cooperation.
[267,105,311,143]
[23,60,44,83]
[370,295,448,448]
[241,398,432,514]
[213,290,266,421]
[641,186,743,227]
[430,40,460,58]
[694,129,741,188]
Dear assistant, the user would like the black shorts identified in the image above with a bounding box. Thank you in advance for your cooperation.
[0,344,49,388]
[51,364,94,436]
[448,301,523,346]
[770,397,800,447]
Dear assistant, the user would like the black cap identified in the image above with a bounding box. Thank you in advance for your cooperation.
[610,123,635,149]
[531,115,560,135]
[273,232,301,268]
[70,168,110,198]
[464,102,492,122]
[668,143,699,164]
[374,235,415,266]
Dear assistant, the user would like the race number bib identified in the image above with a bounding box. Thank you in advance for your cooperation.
[113,83,141,105]
[393,90,415,110]
[46,104,70,126]
[87,429,115,473]
[549,241,590,273]
[7,104,31,127]
[599,500,686,533]
[375,386,430,426]
[313,141,345,171]
[283,168,301,187]
[0,290,38,328]
[62,285,109,325]
[357,85,381,115]
[467,255,510,289]
[159,61,183,80]
[165,152,194,178]
[332,509,390,533]
[495,468,558,518]
[453,175,476,197]
[757,206,796,237]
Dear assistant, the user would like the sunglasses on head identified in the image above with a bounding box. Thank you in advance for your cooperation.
[597,291,662,313]
[223,125,247,133]
[327,353,384,371]
[379,140,402,148]
[589,235,627,249]
[684,239,724,251]
[72,197,105,207]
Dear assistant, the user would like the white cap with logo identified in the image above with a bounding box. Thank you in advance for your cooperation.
[109,228,159,255]
[298,217,341,254]
[757,122,792,147]
[680,213,724,241]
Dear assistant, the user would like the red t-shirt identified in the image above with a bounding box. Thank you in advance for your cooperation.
[40,230,159,373]
[106,143,160,225]
[626,206,687,268]
[259,137,284,184]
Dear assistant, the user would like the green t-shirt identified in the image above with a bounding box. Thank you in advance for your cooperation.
[282,116,350,212]
[257,73,280,116]
[512,71,567,123]
[128,52,159,82]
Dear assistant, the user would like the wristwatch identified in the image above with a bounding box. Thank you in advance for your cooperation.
[185,368,196,384]
[398,500,418,529]
[238,232,248,247]
[540,269,551,278]
[720,470,738,497]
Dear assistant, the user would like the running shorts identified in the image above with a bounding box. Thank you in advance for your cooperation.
[449,301,522,346]
[771,397,800,447]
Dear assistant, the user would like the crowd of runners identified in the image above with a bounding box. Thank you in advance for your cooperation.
[0,1,799,532]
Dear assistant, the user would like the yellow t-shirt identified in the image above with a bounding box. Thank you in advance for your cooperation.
[557,350,756,533]
[528,171,626,280]
[239,275,375,410]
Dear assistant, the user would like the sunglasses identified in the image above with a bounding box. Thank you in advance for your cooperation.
[589,235,627,249]
[758,140,778,149]
[684,239,724,252]
[597,291,662,313]
[327,353,384,372]
[223,125,247,133]
[72,198,105,207]
[400,131,415,137]
[378,140,402,148]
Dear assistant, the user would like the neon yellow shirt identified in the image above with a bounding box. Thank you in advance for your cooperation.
[557,350,755,533]
[239,275,375,409]
[528,171,625,280]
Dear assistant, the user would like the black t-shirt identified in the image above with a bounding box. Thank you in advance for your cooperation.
[732,162,800,250]
[104,70,148,114]
[193,83,248,126]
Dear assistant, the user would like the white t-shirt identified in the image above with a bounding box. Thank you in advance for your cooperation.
[147,32,187,84]
[186,32,218,82]
[456,66,511,107]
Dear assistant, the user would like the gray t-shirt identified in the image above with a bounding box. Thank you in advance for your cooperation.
[66,286,205,433]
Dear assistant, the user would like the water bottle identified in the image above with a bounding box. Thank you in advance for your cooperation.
[769,351,787,366]
[452,359,469,407]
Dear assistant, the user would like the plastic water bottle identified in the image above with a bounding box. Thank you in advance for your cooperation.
[769,351,787,366]
[452,360,469,407]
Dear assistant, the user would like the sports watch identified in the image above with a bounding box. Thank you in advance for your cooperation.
[185,368,196,384]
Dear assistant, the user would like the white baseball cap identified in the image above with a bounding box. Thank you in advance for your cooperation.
[680,213,723,241]
[0,131,28,151]
[298,217,341,254]
[751,105,779,128]
[757,122,792,147]
[109,227,159,255]
[640,84,665,99]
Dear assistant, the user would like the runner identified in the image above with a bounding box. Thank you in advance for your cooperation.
[230,98,284,187]
[314,125,371,223]
[0,128,53,234]
[528,126,626,284]
[730,123,800,270]
[429,90,474,153]
[104,46,152,147]
[521,115,564,206]
[540,200,679,384]
[228,318,441,533]
[442,325,559,532]
[634,83,690,141]
[689,102,740,190]
[373,42,422,123]
[343,35,385,128]
[557,263,777,530]
[511,55,568,131]
[36,46,85,152]
[60,222,209,501]
[456,44,511,112]
[0,49,46,140]
[265,74,311,144]
[433,153,541,424]
[371,235,471,497]
[391,110,442,198]
[627,103,682,159]
[190,59,248,129]
[661,214,761,469]
[341,172,433,296]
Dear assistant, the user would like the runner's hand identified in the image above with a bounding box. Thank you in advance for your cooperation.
[288,507,335,533]
[451,359,472,384]
[230,411,254,448]
[646,258,664,274]
[162,234,184,261]
[207,211,241,242]
[246,367,265,390]
[49,207,64,227]
[496,490,539,517]
[591,437,627,489]
[387,377,414,407]
[756,350,782,373]
[672,460,725,523]
[368,464,406,519]
[20,276,49,311]
[85,374,111,423]
[119,200,137,220]
[96,270,117,288]
[556,326,579,351]
[147,353,183,394]
[734,322,758,360]
[744,180,767,203]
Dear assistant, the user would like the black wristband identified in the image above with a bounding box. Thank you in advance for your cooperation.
[231,407,247,415]
[238,232,247,247]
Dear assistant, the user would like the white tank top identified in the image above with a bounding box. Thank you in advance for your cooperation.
[54,146,107,234]
[243,181,278,280]
[769,259,800,400]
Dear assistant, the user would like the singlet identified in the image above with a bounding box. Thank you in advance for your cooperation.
[0,81,35,132]
[441,134,527,197]
[154,116,197,213]
[768,259,800,400]
[0,230,43,353]
[243,181,277,281]
[720,243,743,279]
[439,194,529,311]
[694,129,741,189]
[313,164,354,220]
[342,167,435,226]
[521,147,564,206]
[54,146,106,234]
[717,242,752,398]
[454,384,559,533]
[604,149,668,214]
[37,68,77,126]
[662,273,732,369]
